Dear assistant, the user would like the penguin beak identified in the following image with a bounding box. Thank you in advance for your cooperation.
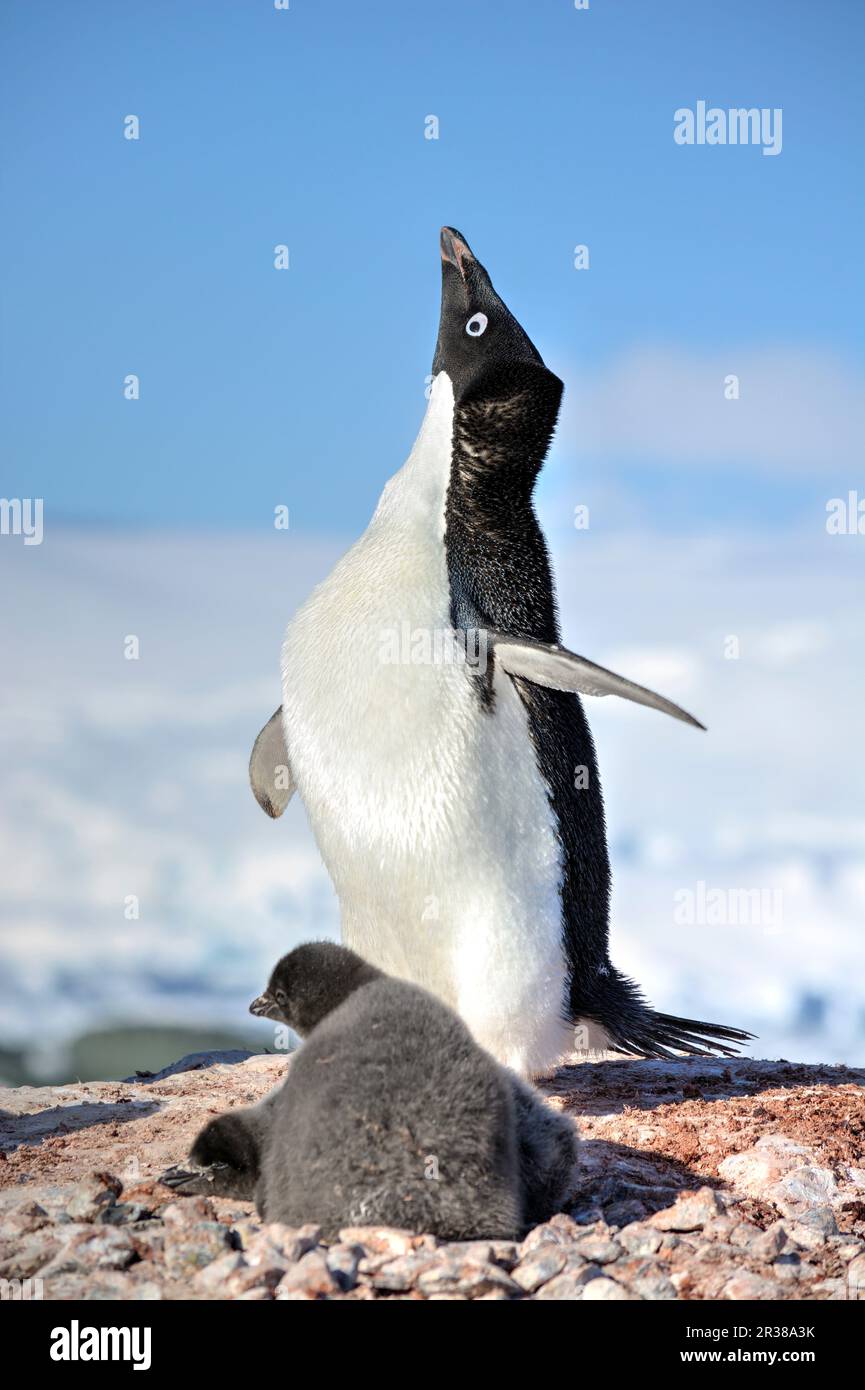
[249,991,279,1020]
[440,226,474,284]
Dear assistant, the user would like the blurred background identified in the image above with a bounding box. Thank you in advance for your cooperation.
[1,0,863,1083]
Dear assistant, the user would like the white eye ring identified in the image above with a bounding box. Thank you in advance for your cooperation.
[465,312,488,337]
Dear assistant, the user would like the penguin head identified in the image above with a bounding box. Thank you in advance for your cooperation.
[432,226,562,410]
[249,941,381,1036]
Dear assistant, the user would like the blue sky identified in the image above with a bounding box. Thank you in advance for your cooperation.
[2,0,862,533]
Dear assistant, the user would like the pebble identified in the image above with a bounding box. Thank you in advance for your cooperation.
[651,1188,725,1232]
[722,1270,779,1300]
[575,1235,622,1264]
[747,1222,788,1261]
[326,1242,364,1290]
[0,1229,61,1280]
[581,1277,633,1300]
[618,1223,663,1256]
[163,1220,233,1275]
[631,1269,678,1300]
[193,1251,247,1290]
[846,1253,865,1297]
[511,1244,567,1292]
[771,1253,803,1283]
[784,1206,838,1244]
[416,1260,519,1299]
[775,1165,838,1216]
[41,1226,137,1277]
[534,1264,605,1299]
[2,1200,50,1236]
[370,1251,441,1292]
[276,1250,338,1300]
[338,1226,418,1257]
[258,1222,321,1262]
[65,1172,122,1223]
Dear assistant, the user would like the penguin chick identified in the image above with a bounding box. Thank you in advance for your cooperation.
[174,943,578,1241]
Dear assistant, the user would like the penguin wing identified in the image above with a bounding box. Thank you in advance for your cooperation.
[249,708,296,817]
[492,634,706,730]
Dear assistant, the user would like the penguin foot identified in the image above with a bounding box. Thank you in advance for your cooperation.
[158,1162,238,1197]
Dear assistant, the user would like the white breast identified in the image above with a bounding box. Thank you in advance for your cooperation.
[280,374,573,1075]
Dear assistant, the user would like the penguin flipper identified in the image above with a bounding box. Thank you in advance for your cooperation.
[492,633,706,731]
[249,707,295,818]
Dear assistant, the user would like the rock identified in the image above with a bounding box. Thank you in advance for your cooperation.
[40,1227,137,1277]
[161,1197,216,1226]
[747,1222,789,1261]
[2,1199,50,1236]
[101,1201,154,1226]
[488,1241,519,1268]
[193,1251,247,1290]
[846,1253,865,1299]
[702,1214,740,1241]
[520,1216,578,1252]
[717,1135,841,1217]
[65,1172,122,1222]
[811,1278,846,1300]
[416,1260,519,1299]
[631,1269,678,1300]
[369,1251,441,1292]
[338,1227,419,1257]
[163,1220,233,1274]
[582,1276,633,1300]
[325,1242,363,1291]
[774,1167,838,1216]
[650,1188,725,1232]
[729,1221,758,1248]
[534,1264,605,1299]
[792,1205,838,1237]
[575,1235,622,1264]
[785,1209,838,1250]
[722,1270,779,1300]
[249,1223,320,1264]
[511,1244,568,1292]
[772,1253,802,1283]
[0,1229,61,1279]
[718,1135,810,1194]
[618,1223,663,1256]
[275,1250,338,1300]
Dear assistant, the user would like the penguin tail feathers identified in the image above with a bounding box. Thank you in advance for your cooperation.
[576,969,754,1061]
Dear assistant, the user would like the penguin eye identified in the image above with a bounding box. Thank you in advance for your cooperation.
[275,989,287,1007]
[465,312,488,337]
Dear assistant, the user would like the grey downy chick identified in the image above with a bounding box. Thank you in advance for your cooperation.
[163,942,577,1240]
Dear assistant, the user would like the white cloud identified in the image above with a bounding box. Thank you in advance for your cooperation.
[558,345,865,474]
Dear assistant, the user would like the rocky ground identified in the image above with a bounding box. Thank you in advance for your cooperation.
[1,1052,863,1301]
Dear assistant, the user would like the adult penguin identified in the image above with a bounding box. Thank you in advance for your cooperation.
[248,227,751,1075]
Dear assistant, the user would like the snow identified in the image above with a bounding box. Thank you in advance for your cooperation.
[1,521,862,1067]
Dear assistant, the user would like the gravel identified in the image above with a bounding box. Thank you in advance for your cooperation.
[1,1051,863,1301]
